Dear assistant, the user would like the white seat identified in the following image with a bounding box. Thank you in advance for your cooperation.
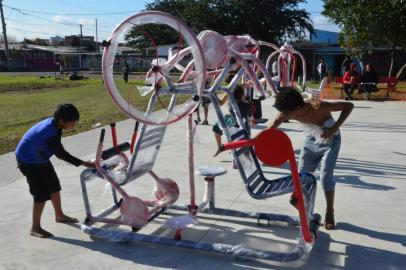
[195,165,227,178]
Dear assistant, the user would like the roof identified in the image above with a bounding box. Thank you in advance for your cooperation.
[310,29,339,45]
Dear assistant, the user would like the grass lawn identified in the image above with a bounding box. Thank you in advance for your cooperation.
[0,76,154,154]
[0,75,85,93]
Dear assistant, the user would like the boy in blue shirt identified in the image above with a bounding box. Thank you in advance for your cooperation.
[16,104,95,238]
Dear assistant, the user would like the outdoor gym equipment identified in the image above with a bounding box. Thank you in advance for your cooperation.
[216,128,316,243]
[263,42,307,89]
[80,10,321,263]
[101,11,206,125]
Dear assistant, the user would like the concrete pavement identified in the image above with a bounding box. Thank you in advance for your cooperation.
[1,98,406,269]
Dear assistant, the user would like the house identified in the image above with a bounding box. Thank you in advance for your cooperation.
[296,29,406,79]
[50,36,64,46]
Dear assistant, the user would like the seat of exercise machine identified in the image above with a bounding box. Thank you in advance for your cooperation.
[195,165,227,178]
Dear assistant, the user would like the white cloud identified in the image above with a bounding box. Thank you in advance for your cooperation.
[52,15,75,24]
[312,15,340,32]
[52,15,94,26]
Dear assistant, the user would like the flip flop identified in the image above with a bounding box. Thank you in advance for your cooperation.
[30,230,54,238]
[56,216,79,223]
[324,212,335,230]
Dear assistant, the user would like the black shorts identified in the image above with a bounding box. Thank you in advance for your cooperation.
[201,96,211,106]
[17,161,61,203]
[212,123,223,135]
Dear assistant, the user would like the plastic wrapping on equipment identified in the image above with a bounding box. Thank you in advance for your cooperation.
[81,156,127,184]
[197,30,228,69]
[185,119,200,144]
[163,214,197,230]
[152,176,179,205]
[120,196,149,227]
[82,223,310,261]
[225,35,257,53]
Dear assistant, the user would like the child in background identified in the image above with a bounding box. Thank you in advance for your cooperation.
[195,79,212,125]
[212,84,251,156]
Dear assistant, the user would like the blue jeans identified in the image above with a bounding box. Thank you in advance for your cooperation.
[298,132,341,191]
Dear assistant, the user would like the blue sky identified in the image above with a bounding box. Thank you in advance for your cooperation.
[3,0,339,42]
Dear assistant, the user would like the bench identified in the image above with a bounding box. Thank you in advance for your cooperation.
[335,76,398,100]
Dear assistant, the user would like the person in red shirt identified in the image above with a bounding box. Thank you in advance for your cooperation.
[343,63,360,100]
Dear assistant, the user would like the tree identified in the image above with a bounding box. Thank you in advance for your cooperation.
[23,38,48,46]
[125,0,314,49]
[322,0,406,78]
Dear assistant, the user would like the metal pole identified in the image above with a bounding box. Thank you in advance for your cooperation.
[79,24,83,49]
[0,0,9,65]
[187,114,196,214]
[95,19,98,52]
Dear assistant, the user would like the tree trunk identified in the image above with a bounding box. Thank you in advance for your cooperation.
[388,46,395,77]
[396,63,406,80]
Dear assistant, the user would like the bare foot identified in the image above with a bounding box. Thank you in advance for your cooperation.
[324,212,335,230]
[56,215,78,223]
[30,228,54,238]
[213,147,222,157]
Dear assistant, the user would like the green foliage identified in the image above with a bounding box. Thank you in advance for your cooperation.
[125,0,314,48]
[322,0,406,49]
[125,25,180,49]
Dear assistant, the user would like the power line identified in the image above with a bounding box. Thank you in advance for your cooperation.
[5,8,111,34]
[3,4,140,16]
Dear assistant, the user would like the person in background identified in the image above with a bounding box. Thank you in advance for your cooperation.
[317,58,328,83]
[212,84,251,156]
[56,56,64,75]
[195,79,213,125]
[123,61,130,83]
[343,63,360,100]
[341,56,351,76]
[360,64,379,100]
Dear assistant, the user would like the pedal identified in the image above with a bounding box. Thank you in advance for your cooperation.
[309,213,322,238]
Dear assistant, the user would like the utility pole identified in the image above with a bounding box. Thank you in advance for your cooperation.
[0,0,9,65]
[79,24,83,46]
[79,24,83,70]
[95,19,98,52]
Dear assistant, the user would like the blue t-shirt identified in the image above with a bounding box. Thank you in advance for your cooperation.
[15,117,82,166]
